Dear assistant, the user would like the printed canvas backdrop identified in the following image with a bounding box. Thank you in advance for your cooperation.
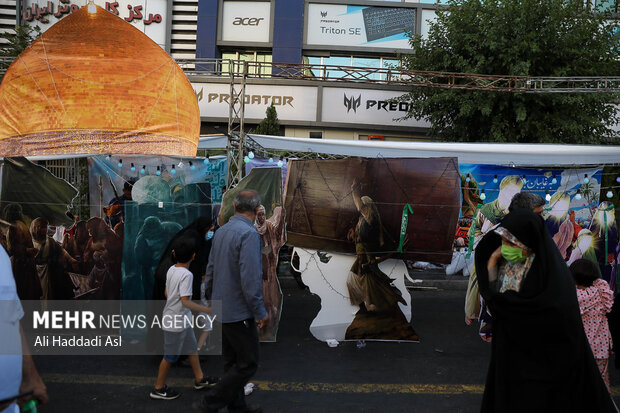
[88,155,221,299]
[219,167,285,341]
[457,164,617,283]
[0,157,80,300]
[0,5,199,157]
[284,157,460,342]
[284,157,461,263]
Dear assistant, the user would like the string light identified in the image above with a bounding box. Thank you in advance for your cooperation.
[117,159,122,168]
[583,174,589,184]
[189,161,195,171]
[575,190,582,200]
[244,156,250,164]
[156,166,161,176]
[551,175,557,185]
[480,189,486,201]
[171,165,176,174]
[140,165,146,174]
[465,173,471,183]
[248,151,255,159]
[203,156,210,164]
[616,176,620,183]
[268,157,274,163]
[607,190,614,199]
[522,175,527,184]
[277,157,284,167]
[493,175,498,184]
[545,190,551,202]
[130,163,135,172]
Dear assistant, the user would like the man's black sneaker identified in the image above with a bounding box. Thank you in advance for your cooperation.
[149,385,180,400]
[194,376,219,390]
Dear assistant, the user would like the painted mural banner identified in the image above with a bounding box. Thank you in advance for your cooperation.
[0,157,81,301]
[218,167,286,342]
[284,157,461,263]
[457,164,617,282]
[88,154,224,300]
[284,157,460,342]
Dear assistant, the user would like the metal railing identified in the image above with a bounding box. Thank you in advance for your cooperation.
[2,56,619,93]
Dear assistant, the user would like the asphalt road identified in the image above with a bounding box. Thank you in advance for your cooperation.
[32,276,620,412]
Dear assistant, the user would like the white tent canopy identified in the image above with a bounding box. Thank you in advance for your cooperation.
[198,134,620,166]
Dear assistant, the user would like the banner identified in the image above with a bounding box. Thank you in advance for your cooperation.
[321,87,429,128]
[306,4,415,50]
[88,155,223,300]
[0,157,81,301]
[219,167,285,342]
[457,164,617,283]
[221,1,271,43]
[284,157,461,263]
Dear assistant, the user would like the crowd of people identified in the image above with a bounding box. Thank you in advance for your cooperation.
[2,183,619,412]
[470,192,619,411]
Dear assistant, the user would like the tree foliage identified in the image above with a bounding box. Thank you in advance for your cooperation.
[253,104,283,136]
[401,0,620,144]
[0,25,40,79]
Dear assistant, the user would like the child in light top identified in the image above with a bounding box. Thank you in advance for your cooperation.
[570,258,614,391]
[150,236,217,400]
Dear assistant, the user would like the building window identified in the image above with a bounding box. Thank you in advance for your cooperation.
[305,55,402,80]
[309,132,323,139]
[221,51,272,75]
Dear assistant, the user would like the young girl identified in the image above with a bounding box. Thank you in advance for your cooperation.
[570,258,614,391]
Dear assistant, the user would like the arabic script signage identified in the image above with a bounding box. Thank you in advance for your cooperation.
[22,0,169,49]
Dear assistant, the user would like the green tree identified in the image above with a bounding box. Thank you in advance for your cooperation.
[253,104,283,136]
[400,0,619,144]
[0,24,40,80]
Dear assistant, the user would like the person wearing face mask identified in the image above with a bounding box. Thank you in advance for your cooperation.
[475,209,617,412]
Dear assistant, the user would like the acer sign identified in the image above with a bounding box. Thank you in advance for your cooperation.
[221,1,271,43]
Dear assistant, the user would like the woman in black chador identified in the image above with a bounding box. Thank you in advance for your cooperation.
[475,209,616,412]
[345,179,417,341]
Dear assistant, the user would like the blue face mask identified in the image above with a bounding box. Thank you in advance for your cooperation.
[205,231,214,241]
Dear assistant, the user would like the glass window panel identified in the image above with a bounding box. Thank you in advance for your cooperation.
[306,56,323,78]
[352,57,380,80]
[323,56,352,79]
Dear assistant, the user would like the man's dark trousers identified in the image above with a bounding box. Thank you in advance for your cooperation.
[202,319,259,412]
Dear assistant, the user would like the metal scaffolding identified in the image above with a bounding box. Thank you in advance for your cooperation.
[2,56,619,188]
[225,60,248,190]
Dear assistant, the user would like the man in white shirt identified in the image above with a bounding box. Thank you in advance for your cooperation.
[0,246,48,413]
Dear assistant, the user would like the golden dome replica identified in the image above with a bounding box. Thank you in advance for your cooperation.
[0,5,200,157]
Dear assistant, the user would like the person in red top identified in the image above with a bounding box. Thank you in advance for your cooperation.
[571,258,614,391]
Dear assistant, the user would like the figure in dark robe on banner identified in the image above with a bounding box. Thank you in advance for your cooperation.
[345,179,418,341]
[83,217,123,299]
[134,216,172,300]
[254,205,286,341]
[30,218,79,300]
[3,203,40,300]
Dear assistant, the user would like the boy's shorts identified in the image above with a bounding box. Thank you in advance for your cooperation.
[163,328,198,363]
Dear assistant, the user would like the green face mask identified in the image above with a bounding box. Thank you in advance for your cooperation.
[501,244,525,263]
